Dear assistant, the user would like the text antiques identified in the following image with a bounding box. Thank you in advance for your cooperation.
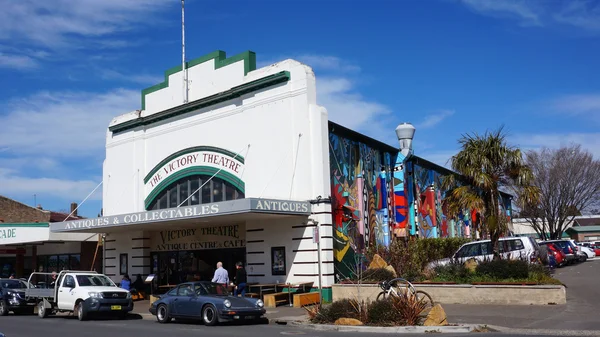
[150,224,245,251]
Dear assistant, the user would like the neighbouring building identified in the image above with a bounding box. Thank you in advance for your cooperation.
[48,50,512,300]
[510,215,600,241]
[0,196,100,278]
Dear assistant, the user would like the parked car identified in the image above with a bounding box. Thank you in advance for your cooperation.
[568,239,590,262]
[591,244,600,256]
[540,240,579,264]
[0,278,36,316]
[576,244,597,259]
[428,237,540,268]
[149,281,266,326]
[545,243,567,267]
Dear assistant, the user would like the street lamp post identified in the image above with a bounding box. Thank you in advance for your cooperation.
[394,123,416,237]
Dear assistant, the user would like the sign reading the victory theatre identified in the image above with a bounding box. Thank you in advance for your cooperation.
[144,146,245,196]
[150,224,245,251]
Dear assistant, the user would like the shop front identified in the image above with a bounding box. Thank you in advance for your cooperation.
[0,223,99,278]
[149,223,246,285]
[49,50,342,300]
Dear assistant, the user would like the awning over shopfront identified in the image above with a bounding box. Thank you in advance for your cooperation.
[50,198,312,233]
[0,223,98,246]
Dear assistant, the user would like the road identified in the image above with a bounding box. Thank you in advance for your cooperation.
[445,258,600,331]
[2,260,598,337]
[0,314,580,337]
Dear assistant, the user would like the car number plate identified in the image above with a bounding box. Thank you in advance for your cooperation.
[245,316,255,320]
[111,305,122,310]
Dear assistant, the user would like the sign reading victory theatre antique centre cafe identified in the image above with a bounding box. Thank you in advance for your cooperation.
[144,146,245,202]
[150,223,245,252]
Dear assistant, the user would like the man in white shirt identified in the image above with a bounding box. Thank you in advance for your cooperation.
[211,261,229,284]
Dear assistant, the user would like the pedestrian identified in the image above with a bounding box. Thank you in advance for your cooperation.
[9,273,14,279]
[120,274,131,290]
[211,262,229,285]
[233,262,247,297]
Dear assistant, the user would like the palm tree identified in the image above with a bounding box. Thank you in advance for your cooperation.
[442,126,539,259]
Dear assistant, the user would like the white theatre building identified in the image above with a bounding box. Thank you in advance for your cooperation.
[50,51,337,300]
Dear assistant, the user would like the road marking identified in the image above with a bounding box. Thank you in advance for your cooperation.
[280,332,306,335]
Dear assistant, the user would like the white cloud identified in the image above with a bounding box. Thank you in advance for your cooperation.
[0,53,39,70]
[296,55,361,73]
[418,109,455,129]
[100,69,162,85]
[258,54,360,73]
[460,0,600,33]
[317,76,394,143]
[0,0,173,49]
[511,132,600,158]
[0,168,102,201]
[461,0,542,26]
[554,1,600,32]
[0,89,139,157]
[549,93,600,120]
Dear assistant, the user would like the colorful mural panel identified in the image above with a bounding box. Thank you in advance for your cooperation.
[329,133,396,281]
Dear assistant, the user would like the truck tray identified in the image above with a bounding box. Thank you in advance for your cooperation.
[25,288,54,299]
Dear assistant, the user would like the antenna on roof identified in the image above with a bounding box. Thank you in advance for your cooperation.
[182,0,188,104]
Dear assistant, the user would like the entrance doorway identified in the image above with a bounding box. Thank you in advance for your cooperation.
[151,248,245,288]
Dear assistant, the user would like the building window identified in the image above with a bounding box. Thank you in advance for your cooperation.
[149,175,244,210]
[37,254,82,272]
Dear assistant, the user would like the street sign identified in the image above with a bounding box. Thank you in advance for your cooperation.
[313,227,319,244]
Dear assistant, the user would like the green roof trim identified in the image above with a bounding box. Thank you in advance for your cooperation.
[141,50,257,111]
[0,223,49,228]
[144,166,245,209]
[110,70,290,134]
[566,225,600,233]
[143,146,245,184]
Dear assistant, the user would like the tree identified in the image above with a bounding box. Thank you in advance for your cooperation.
[442,127,539,259]
[519,145,600,240]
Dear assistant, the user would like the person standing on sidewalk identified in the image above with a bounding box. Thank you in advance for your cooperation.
[233,262,247,297]
[211,262,229,285]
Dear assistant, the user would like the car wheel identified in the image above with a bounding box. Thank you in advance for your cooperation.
[0,300,8,316]
[76,302,88,321]
[38,301,49,318]
[156,304,171,324]
[579,255,587,262]
[202,304,218,326]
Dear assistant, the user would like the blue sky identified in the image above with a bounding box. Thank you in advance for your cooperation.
[1,0,599,218]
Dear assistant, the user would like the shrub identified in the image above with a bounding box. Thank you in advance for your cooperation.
[361,268,396,283]
[310,299,362,324]
[476,260,529,279]
[390,291,428,326]
[367,299,397,326]
[433,261,472,282]
[367,237,471,281]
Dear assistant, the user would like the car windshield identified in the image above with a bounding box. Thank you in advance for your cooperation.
[201,283,230,296]
[76,275,116,287]
[1,280,27,289]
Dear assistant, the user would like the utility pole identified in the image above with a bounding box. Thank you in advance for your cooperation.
[182,0,188,104]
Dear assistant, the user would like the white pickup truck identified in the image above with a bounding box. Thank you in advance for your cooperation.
[25,270,133,321]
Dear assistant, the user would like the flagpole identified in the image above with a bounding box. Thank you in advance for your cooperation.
[182,0,188,104]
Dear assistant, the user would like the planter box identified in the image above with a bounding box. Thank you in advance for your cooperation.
[332,283,566,306]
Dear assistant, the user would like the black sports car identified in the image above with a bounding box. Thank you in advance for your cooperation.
[0,279,36,315]
[149,281,266,326]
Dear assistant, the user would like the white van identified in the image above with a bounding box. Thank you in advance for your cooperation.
[428,237,540,268]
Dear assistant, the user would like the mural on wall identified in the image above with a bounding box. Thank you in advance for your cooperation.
[392,154,409,237]
[406,158,513,239]
[329,133,396,280]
